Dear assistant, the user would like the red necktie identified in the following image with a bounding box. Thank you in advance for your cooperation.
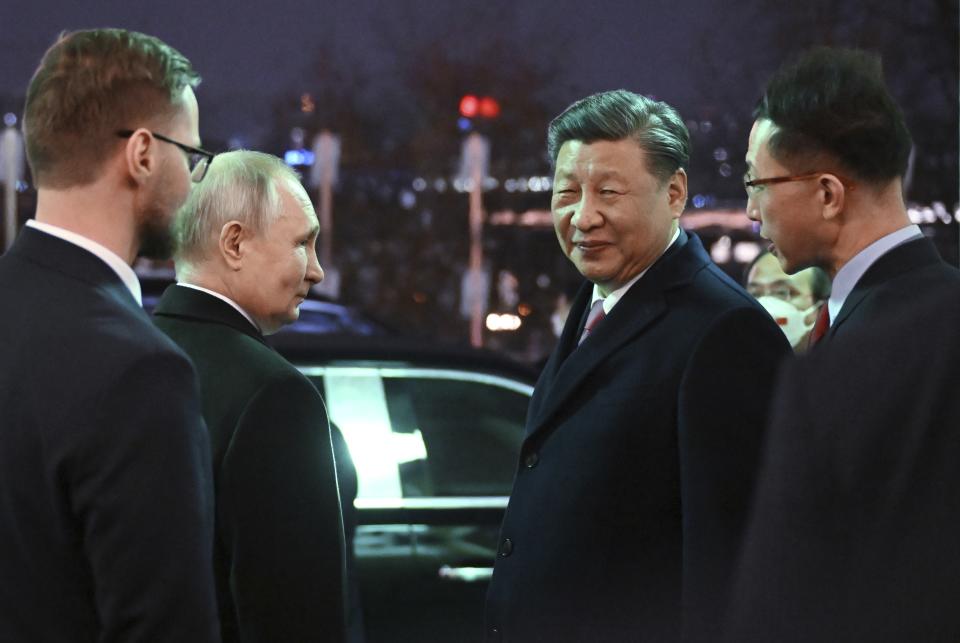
[808,303,831,347]
[578,300,606,346]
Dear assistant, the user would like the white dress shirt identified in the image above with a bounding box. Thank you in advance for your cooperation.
[26,219,142,305]
[827,224,922,323]
[176,282,261,332]
[590,227,682,314]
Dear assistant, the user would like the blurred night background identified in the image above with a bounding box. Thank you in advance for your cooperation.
[2,0,957,364]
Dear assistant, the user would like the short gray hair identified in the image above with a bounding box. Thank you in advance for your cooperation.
[174,150,312,268]
[547,89,690,184]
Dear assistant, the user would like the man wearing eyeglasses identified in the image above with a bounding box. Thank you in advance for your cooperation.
[745,250,830,352]
[0,29,219,642]
[725,47,960,643]
[743,47,959,345]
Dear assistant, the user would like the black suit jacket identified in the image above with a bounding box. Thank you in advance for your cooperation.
[484,231,791,642]
[725,280,960,643]
[826,236,960,342]
[0,227,219,642]
[153,285,347,643]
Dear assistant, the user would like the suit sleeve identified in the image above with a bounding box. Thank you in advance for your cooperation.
[220,372,347,643]
[676,306,791,642]
[720,359,850,643]
[75,350,219,643]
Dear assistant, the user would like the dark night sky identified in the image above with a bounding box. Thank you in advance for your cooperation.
[2,0,739,142]
[2,0,956,162]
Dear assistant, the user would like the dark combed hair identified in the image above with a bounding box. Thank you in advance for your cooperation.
[547,89,690,183]
[23,28,200,188]
[755,47,912,184]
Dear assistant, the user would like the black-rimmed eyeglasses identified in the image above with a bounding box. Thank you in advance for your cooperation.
[743,171,855,195]
[116,130,215,183]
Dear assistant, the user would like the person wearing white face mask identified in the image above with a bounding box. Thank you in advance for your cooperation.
[746,250,830,352]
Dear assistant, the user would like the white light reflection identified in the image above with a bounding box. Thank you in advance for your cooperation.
[486,313,522,332]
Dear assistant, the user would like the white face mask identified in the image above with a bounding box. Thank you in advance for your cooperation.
[757,296,817,348]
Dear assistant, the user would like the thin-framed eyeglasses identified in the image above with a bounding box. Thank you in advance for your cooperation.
[116,129,215,182]
[747,283,810,302]
[743,171,855,195]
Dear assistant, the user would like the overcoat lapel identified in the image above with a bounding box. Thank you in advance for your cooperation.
[153,284,267,345]
[526,230,707,439]
[829,237,939,339]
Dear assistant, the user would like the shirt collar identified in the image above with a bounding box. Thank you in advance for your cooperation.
[591,226,681,314]
[828,224,922,322]
[26,219,142,305]
[176,282,261,332]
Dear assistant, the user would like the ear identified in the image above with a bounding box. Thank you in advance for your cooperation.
[666,168,688,219]
[818,173,846,221]
[219,221,247,270]
[122,129,157,185]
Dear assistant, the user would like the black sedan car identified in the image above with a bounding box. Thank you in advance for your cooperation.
[268,333,536,643]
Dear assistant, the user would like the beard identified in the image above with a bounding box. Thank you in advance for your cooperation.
[137,214,175,260]
[135,163,187,260]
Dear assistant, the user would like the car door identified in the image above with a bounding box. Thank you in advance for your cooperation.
[301,364,533,643]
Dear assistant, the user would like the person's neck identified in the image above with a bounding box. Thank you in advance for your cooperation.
[179,267,232,300]
[181,266,250,316]
[179,267,266,333]
[825,184,911,278]
[34,181,139,265]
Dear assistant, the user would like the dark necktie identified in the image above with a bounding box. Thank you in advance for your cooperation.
[808,303,831,347]
[578,300,606,346]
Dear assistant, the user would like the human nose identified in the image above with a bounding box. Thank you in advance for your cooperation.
[745,192,761,222]
[306,243,324,285]
[569,193,602,230]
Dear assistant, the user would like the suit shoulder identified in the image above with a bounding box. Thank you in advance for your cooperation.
[676,266,790,357]
[225,333,311,390]
[17,276,191,378]
[157,316,284,369]
[676,261,771,322]
[818,284,960,369]
[243,344,315,393]
[229,358,327,446]
[249,364,321,407]
[157,317,317,403]
[842,260,960,332]
[870,258,960,297]
[92,303,195,373]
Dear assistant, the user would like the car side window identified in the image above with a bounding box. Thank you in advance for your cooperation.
[382,377,529,498]
[304,366,531,503]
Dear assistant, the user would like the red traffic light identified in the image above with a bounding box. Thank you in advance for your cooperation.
[460,95,500,119]
[479,96,500,118]
[459,95,480,118]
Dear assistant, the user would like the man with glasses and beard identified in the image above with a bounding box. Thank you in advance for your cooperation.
[0,29,219,642]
